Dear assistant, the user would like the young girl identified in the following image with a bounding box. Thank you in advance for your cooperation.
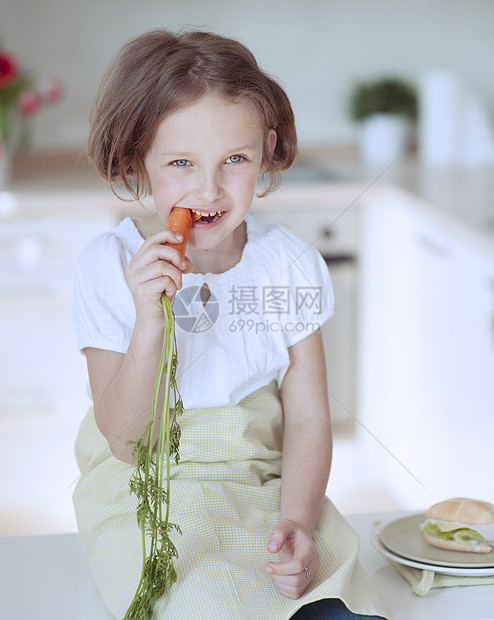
[73,29,390,620]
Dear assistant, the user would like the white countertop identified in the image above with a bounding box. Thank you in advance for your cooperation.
[1,512,493,620]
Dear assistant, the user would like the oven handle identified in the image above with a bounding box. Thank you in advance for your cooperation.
[321,253,356,266]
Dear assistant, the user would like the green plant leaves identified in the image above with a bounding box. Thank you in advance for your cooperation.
[348,77,418,122]
[124,295,183,619]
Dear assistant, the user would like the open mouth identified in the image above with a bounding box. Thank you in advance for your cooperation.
[191,209,225,224]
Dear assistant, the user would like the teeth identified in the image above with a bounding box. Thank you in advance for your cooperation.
[191,209,224,218]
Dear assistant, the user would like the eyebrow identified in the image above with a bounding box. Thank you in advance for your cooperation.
[159,145,259,158]
[159,151,194,158]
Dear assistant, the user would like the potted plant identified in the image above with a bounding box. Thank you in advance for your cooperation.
[0,47,62,188]
[348,77,418,164]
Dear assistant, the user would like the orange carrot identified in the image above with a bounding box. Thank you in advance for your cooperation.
[166,207,192,256]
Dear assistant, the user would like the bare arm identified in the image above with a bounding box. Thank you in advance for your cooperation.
[266,329,332,598]
[86,227,192,463]
[85,324,164,464]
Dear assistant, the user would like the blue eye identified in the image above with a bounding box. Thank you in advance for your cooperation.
[227,155,244,164]
[172,159,190,167]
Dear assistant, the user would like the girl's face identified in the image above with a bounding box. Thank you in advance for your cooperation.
[145,93,275,256]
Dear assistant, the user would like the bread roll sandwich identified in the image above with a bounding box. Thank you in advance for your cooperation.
[421,497,494,553]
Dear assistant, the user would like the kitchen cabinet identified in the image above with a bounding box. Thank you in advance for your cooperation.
[0,215,115,417]
[0,211,116,534]
[358,196,494,509]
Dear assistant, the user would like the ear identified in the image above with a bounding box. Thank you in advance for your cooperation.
[261,128,277,173]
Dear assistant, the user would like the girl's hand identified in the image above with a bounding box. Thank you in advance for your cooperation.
[125,229,193,324]
[265,519,320,599]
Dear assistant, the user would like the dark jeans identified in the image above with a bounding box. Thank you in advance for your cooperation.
[291,598,385,620]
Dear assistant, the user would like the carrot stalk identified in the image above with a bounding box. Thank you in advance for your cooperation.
[124,208,191,619]
[166,207,193,257]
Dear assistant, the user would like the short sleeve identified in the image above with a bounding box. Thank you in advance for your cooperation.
[72,229,137,354]
[281,242,334,348]
[256,222,334,349]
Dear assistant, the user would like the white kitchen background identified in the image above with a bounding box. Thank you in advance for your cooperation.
[1,0,494,537]
[3,0,494,151]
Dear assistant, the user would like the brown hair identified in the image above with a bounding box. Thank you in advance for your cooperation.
[87,29,297,199]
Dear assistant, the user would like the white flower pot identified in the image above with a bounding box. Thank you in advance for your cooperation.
[359,113,413,165]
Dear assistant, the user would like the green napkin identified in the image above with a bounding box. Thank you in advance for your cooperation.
[391,561,494,596]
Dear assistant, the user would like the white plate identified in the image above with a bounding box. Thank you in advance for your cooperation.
[371,520,494,578]
[372,528,494,577]
[380,513,494,568]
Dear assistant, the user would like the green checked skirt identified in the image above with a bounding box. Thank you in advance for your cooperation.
[73,381,391,620]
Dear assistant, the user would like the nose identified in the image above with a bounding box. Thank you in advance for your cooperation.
[194,167,223,204]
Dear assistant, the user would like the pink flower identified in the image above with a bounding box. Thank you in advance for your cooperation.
[18,90,42,115]
[0,52,18,88]
[36,77,63,103]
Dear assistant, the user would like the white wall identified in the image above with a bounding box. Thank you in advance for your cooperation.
[2,0,494,150]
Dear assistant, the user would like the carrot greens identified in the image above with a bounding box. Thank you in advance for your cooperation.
[124,293,183,619]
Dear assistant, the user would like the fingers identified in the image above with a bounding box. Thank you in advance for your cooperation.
[139,229,189,270]
[131,264,181,304]
[266,519,319,599]
[126,229,192,313]
[266,557,319,599]
[267,526,288,554]
[266,552,316,584]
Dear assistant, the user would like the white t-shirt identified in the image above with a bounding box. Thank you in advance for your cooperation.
[73,213,334,409]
